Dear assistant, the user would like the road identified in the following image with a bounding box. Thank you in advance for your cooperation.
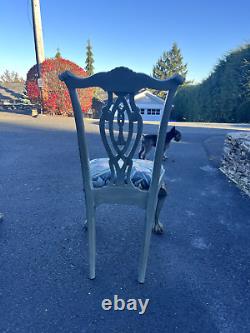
[0,113,250,333]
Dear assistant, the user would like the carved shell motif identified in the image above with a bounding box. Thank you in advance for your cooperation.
[99,92,143,186]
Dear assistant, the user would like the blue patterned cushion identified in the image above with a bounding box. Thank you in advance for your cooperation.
[89,158,165,190]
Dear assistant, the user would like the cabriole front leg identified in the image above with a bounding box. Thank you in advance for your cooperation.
[152,184,167,235]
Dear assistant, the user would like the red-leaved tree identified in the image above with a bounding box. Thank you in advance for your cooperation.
[26,58,93,115]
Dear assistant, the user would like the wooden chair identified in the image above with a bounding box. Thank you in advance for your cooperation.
[59,67,184,283]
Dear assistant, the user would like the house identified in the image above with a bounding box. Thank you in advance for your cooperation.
[134,90,164,122]
[90,89,165,122]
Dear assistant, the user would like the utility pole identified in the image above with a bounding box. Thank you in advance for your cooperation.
[31,0,45,113]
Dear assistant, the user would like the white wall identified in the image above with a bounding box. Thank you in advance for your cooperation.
[113,91,164,122]
[135,102,163,122]
[134,91,164,122]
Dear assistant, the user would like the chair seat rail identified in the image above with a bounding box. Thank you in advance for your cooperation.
[59,66,184,283]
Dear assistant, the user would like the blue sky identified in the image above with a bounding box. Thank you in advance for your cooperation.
[0,0,249,82]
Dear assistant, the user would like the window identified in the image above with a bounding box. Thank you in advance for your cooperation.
[140,108,144,114]
[152,109,156,115]
[147,109,152,115]
[156,109,160,115]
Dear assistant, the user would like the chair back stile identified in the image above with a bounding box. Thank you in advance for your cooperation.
[59,66,184,283]
[59,67,184,200]
[67,88,94,204]
[148,82,181,207]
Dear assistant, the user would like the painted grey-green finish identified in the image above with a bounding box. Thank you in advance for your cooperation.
[59,67,184,283]
[99,92,143,187]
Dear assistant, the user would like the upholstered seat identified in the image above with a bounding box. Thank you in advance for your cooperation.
[90,158,165,191]
[59,66,184,283]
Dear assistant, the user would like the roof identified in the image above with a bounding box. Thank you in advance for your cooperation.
[134,89,164,105]
[0,83,25,102]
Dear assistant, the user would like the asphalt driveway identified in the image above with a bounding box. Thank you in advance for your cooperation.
[0,113,250,333]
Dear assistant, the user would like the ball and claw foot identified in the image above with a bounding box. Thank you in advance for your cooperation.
[83,219,88,231]
[162,155,168,161]
[152,221,164,234]
[84,218,164,234]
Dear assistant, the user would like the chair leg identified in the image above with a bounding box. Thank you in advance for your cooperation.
[83,219,88,231]
[138,211,155,283]
[86,205,96,280]
[152,188,167,235]
[138,185,167,283]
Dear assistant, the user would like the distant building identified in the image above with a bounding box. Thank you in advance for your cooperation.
[134,90,164,122]
[90,89,165,121]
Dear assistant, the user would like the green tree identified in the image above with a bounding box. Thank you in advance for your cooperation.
[55,48,61,58]
[153,42,188,97]
[174,85,199,121]
[85,39,94,76]
[240,58,250,100]
[173,43,250,123]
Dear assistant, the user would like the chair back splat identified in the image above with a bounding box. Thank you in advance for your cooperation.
[59,66,184,283]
